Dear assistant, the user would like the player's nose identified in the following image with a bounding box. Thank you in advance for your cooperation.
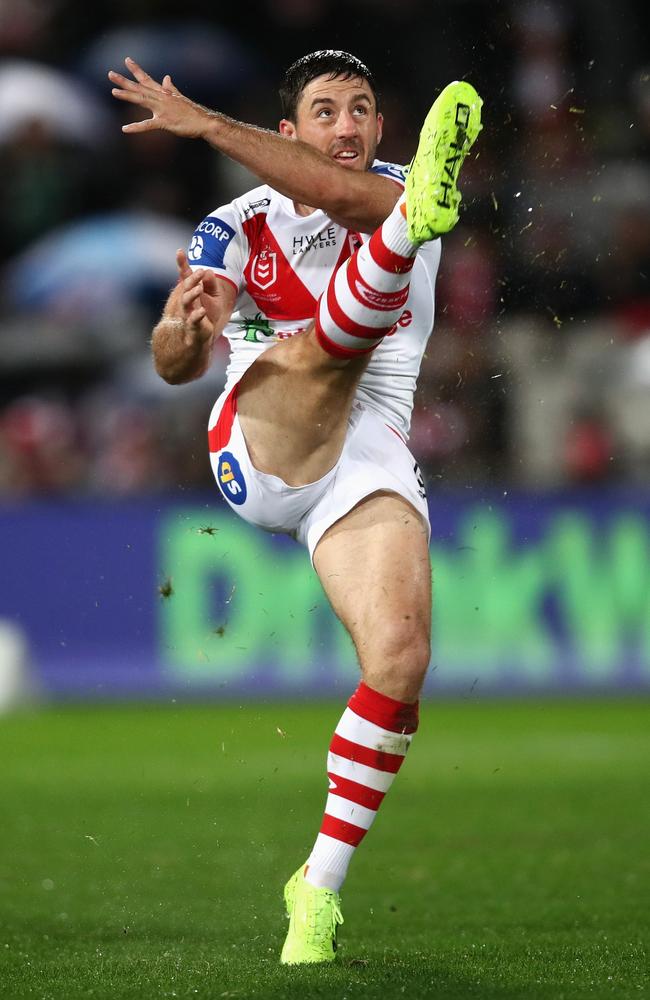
[335,109,359,138]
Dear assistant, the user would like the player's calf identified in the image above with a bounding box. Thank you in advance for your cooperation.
[301,681,420,895]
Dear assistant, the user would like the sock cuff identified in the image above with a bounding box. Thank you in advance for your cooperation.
[374,194,419,260]
[349,681,419,734]
[314,313,379,359]
[368,228,417,273]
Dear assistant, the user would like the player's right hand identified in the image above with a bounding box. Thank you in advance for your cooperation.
[108,57,209,139]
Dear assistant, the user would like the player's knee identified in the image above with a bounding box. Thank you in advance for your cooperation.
[361,618,431,687]
[396,630,431,689]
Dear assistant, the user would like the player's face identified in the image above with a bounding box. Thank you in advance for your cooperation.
[279,74,383,171]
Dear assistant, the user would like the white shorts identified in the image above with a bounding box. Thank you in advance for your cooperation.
[207,383,430,562]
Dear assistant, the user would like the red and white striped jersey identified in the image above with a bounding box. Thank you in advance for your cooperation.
[188,160,440,438]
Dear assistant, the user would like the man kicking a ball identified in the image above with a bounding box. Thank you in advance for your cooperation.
[109,50,482,964]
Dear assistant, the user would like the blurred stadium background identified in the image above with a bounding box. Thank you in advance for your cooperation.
[1,0,650,701]
[2,4,650,997]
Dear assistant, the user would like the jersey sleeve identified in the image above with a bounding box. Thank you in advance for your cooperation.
[370,160,407,189]
[186,204,247,293]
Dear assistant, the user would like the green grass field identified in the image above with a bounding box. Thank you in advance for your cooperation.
[1,700,648,999]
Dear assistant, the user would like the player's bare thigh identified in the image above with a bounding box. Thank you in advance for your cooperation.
[313,492,432,703]
[236,325,369,487]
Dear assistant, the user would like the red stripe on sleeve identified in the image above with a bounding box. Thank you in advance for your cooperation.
[320,813,368,847]
[329,733,405,773]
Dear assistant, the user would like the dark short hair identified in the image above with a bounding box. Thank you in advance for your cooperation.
[280,50,379,122]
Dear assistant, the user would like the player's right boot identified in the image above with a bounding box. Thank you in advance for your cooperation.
[280,865,344,964]
[406,80,483,243]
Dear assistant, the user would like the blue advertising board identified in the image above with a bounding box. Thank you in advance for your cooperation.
[1,491,649,698]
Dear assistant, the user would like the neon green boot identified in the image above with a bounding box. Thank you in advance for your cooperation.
[280,866,344,965]
[406,80,483,243]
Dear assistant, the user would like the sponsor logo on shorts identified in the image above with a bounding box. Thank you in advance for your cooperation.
[414,462,426,499]
[217,451,247,506]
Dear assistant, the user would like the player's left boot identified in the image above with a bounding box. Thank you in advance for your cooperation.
[406,80,483,243]
[280,865,344,965]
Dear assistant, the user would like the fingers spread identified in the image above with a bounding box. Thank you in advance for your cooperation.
[112,88,153,105]
[124,56,160,89]
[108,69,140,90]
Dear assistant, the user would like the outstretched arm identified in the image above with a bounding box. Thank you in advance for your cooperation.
[153,250,237,385]
[108,58,400,233]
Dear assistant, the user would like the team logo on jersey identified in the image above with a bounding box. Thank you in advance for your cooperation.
[242,313,275,342]
[250,250,277,290]
[217,452,247,506]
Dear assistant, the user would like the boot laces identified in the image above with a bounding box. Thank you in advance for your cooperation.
[306,888,344,941]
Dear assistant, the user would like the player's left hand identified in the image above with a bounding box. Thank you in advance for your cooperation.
[108,57,211,138]
[175,249,225,342]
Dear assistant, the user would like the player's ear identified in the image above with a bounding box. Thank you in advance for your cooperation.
[279,119,297,139]
[376,112,384,146]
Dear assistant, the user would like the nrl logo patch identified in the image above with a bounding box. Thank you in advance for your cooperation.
[251,250,277,290]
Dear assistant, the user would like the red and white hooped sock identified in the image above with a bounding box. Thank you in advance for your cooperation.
[304,681,419,892]
[315,196,419,360]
